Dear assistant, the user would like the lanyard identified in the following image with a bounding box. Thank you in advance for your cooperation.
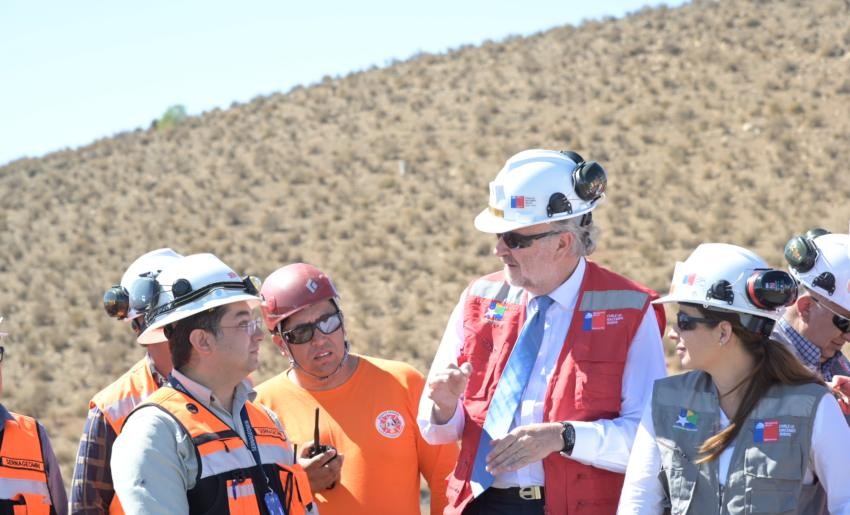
[168,375,289,514]
[168,376,272,488]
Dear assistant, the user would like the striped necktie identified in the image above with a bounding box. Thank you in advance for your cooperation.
[470,295,554,497]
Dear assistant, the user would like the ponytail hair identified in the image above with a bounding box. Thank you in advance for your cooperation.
[688,305,824,464]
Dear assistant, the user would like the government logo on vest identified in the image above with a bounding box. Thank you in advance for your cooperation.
[582,310,606,331]
[484,301,507,322]
[673,408,699,432]
[754,419,796,442]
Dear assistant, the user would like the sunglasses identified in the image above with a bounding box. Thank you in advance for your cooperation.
[280,311,343,344]
[811,297,850,333]
[497,230,561,250]
[0,346,4,363]
[676,311,719,331]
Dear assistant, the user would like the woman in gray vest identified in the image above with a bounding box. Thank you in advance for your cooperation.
[618,243,850,515]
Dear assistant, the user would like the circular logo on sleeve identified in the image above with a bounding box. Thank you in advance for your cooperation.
[375,410,405,438]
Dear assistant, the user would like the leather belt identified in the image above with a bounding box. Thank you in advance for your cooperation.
[484,486,544,501]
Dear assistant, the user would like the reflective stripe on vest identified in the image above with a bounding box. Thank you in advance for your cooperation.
[447,263,660,515]
[467,278,525,305]
[90,358,161,434]
[652,371,827,515]
[579,290,649,311]
[89,358,161,515]
[0,413,52,512]
[134,386,314,515]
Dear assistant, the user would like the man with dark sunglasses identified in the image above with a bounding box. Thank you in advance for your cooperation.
[418,149,667,515]
[255,263,458,515]
[775,230,850,418]
[71,248,182,515]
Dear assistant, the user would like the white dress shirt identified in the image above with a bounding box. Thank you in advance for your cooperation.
[418,258,667,488]
[618,392,850,514]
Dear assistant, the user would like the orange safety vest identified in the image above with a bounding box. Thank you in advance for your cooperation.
[0,412,52,514]
[446,262,664,515]
[88,357,161,515]
[135,386,315,515]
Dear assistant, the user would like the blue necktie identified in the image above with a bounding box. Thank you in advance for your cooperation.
[470,295,554,497]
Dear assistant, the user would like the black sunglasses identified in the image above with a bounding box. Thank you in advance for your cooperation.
[676,312,720,331]
[279,311,343,344]
[497,230,561,250]
[811,297,850,333]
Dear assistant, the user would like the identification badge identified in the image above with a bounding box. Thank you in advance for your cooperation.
[264,491,286,515]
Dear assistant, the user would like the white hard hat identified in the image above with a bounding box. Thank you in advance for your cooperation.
[121,248,184,320]
[137,253,261,344]
[102,248,184,323]
[785,232,850,312]
[655,243,798,332]
[473,149,607,234]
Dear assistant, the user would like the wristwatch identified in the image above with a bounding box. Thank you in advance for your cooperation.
[560,422,575,455]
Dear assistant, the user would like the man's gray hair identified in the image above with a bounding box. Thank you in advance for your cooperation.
[552,217,600,256]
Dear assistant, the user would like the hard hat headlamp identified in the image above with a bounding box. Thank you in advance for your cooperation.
[103,286,130,319]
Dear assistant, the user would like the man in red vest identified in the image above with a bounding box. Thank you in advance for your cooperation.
[418,149,667,515]
[71,248,183,514]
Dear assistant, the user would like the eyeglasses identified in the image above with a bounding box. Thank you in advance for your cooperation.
[811,297,850,333]
[497,230,562,250]
[219,317,264,335]
[676,312,720,331]
[0,346,4,363]
[279,311,343,345]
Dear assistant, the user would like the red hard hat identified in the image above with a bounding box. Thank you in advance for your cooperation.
[260,263,339,333]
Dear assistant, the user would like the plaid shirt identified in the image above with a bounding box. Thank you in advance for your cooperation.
[775,318,850,382]
[70,355,167,514]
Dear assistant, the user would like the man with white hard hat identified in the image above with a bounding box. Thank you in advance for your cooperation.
[112,253,316,515]
[776,228,850,416]
[418,149,667,514]
[71,248,182,515]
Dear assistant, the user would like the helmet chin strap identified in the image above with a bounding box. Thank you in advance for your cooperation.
[287,339,351,381]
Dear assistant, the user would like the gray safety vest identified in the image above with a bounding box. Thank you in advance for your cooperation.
[652,371,827,515]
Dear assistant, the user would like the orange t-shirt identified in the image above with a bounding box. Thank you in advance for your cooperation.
[255,354,458,515]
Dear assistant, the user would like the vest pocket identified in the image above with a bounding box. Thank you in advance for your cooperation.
[574,360,623,412]
[226,477,257,515]
[658,443,697,515]
[744,446,803,514]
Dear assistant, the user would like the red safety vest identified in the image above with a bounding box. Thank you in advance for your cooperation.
[446,261,664,515]
[135,386,315,515]
[88,357,161,515]
[0,412,52,514]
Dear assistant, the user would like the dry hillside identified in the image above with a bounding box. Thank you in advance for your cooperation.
[1,0,849,483]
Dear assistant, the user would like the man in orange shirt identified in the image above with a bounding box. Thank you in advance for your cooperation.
[256,263,458,515]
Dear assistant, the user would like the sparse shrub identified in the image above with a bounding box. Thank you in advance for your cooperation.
[155,104,188,130]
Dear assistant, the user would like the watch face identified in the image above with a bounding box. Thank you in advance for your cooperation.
[561,422,575,454]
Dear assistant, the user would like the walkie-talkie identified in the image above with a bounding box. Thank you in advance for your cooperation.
[307,407,335,458]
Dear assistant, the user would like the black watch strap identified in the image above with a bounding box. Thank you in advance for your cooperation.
[560,421,575,455]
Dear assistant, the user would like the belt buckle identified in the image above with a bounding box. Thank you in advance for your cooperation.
[518,486,542,500]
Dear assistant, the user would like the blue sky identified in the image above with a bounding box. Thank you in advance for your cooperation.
[0,1,687,166]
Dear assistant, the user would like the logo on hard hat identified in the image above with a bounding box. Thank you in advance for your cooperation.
[375,410,405,439]
[306,279,318,293]
[510,196,536,208]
